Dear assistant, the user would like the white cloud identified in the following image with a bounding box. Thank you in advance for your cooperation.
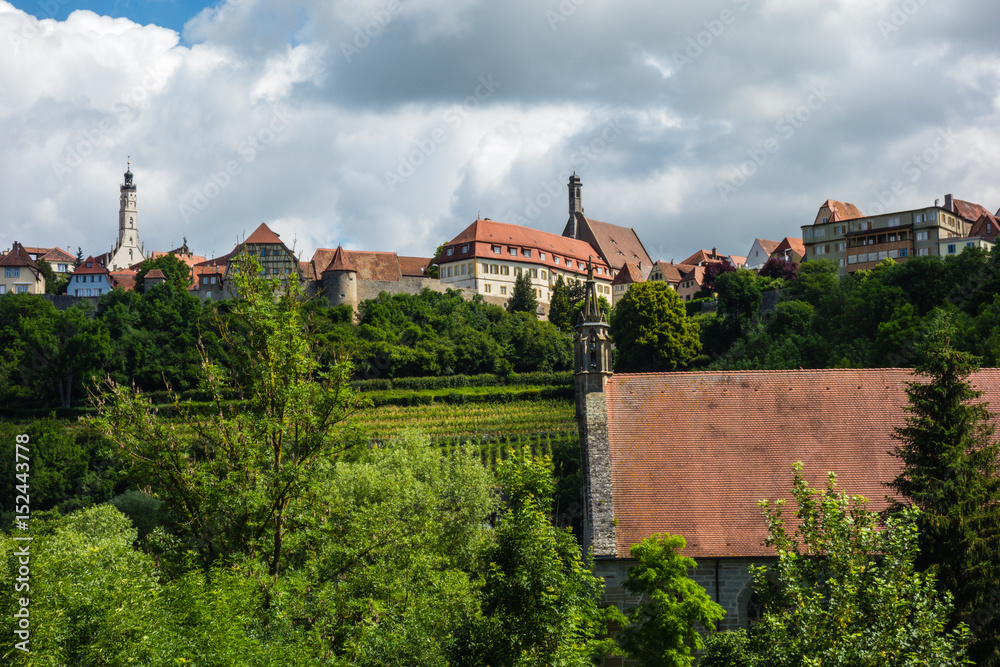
[1,0,999,267]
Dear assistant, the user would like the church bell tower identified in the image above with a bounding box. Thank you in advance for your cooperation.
[574,260,617,558]
[104,160,146,270]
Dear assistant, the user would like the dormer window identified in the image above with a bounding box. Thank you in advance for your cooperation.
[510,248,518,256]
[523,249,531,258]
[461,244,469,253]
[446,247,454,256]
[86,262,92,268]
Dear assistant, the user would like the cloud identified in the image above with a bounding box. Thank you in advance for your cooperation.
[0,0,998,266]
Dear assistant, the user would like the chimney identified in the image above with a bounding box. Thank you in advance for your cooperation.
[945,194,953,212]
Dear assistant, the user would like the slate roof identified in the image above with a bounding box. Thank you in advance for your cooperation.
[564,214,652,274]
[0,242,40,270]
[604,368,1000,559]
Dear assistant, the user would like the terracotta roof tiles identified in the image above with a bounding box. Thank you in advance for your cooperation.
[0,242,40,270]
[653,261,696,283]
[39,247,75,264]
[952,199,993,223]
[398,256,432,276]
[244,222,283,245]
[818,199,864,223]
[604,368,1000,559]
[566,214,652,273]
[611,262,644,286]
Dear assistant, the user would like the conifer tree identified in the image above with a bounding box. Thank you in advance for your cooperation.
[506,270,538,316]
[548,275,573,331]
[889,319,1000,666]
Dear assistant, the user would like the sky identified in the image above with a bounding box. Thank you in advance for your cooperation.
[2,0,999,266]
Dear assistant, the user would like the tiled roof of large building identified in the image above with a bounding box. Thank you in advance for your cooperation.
[72,257,111,276]
[244,222,284,245]
[952,199,993,223]
[441,219,610,278]
[0,242,40,270]
[773,237,805,258]
[816,199,864,223]
[611,262,644,286]
[564,214,652,274]
[604,368,1000,559]
[680,249,727,266]
[311,248,411,282]
[110,270,137,291]
[755,239,781,255]
[399,256,432,277]
[969,213,999,242]
[40,247,75,264]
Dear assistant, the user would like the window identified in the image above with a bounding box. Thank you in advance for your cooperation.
[815,228,825,238]
[461,244,469,253]
[15,285,27,294]
[481,263,488,273]
[833,225,842,234]
[848,255,857,264]
[446,247,454,256]
[509,248,518,256]
[839,258,846,267]
[888,217,900,227]
[0,285,5,294]
[500,285,507,295]
[530,268,538,278]
[915,213,926,223]
[460,264,467,275]
[916,231,929,241]
[523,249,531,258]
[860,221,869,231]
[58,264,67,272]
[514,267,522,276]
[541,270,546,279]
[554,257,560,264]
[948,244,956,254]
[446,267,452,277]
[3,268,8,278]
[539,252,545,260]
[814,246,827,255]
[500,265,509,275]
[260,249,266,257]
[484,283,491,293]
[967,242,975,248]
[868,252,878,262]
[928,211,937,221]
[888,249,898,258]
[492,246,501,254]
[821,217,829,224]
[490,264,498,274]
[878,251,888,260]
[578,262,584,269]
[805,228,813,239]
[86,261,92,268]
[917,247,929,256]
[836,242,846,252]
[899,248,909,258]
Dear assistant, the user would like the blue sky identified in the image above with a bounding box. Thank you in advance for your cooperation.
[1,0,999,265]
[5,0,207,34]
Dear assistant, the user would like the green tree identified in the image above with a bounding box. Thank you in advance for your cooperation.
[715,268,762,332]
[90,253,361,575]
[453,450,623,666]
[888,320,1000,665]
[616,533,725,667]
[739,464,970,667]
[134,253,194,293]
[784,257,839,307]
[74,246,84,269]
[610,281,701,372]
[506,271,538,316]
[548,275,573,332]
[427,242,446,278]
[37,259,68,295]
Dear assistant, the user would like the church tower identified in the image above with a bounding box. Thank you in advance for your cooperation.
[104,161,145,270]
[565,173,583,239]
[574,260,617,558]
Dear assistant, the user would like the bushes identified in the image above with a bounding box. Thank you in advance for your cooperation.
[351,371,571,392]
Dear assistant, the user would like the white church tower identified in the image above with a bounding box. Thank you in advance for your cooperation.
[103,161,145,270]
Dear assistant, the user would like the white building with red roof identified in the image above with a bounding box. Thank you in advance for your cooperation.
[0,242,46,295]
[436,218,612,314]
[69,256,115,297]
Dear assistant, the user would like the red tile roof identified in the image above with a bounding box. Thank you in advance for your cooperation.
[653,261,697,284]
[326,246,357,273]
[72,257,111,277]
[244,222,283,245]
[145,269,166,280]
[604,368,1000,559]
[952,199,993,223]
[566,214,652,273]
[680,249,728,266]
[110,270,137,291]
[398,256,432,277]
[311,248,408,282]
[817,199,864,223]
[969,213,999,241]
[728,255,747,267]
[611,262,644,286]
[0,242,40,270]
[40,247,75,264]
[774,237,805,258]
[441,219,610,278]
[755,239,781,255]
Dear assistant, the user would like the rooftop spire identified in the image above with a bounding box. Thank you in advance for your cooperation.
[577,257,606,325]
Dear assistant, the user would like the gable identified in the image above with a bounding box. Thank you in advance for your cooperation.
[603,368,1000,559]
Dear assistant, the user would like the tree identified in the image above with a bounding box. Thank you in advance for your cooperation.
[718,464,971,667]
[506,271,538,316]
[74,246,84,269]
[427,243,446,278]
[90,253,362,575]
[548,275,573,331]
[452,450,622,666]
[702,260,736,291]
[610,281,702,372]
[783,258,839,306]
[134,253,194,293]
[616,533,725,666]
[715,269,762,331]
[37,259,68,295]
[757,256,797,280]
[888,319,1000,665]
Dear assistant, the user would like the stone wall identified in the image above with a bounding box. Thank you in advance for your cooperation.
[43,294,100,310]
[355,276,450,302]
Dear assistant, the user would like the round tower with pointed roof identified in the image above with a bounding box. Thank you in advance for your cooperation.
[323,245,358,314]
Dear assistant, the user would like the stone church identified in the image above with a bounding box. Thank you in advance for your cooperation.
[572,272,1000,631]
[99,162,147,271]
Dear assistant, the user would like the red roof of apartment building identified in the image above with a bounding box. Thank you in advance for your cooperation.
[653,260,697,284]
[603,368,1000,559]
[816,199,864,223]
[441,219,611,278]
[565,214,652,274]
[611,262,644,286]
[0,242,41,270]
